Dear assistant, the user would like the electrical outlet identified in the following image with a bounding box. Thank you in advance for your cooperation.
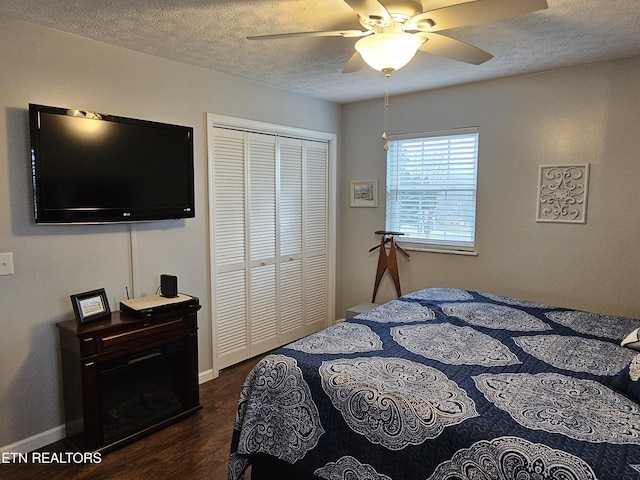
[0,252,14,275]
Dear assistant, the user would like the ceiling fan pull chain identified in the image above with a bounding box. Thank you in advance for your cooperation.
[383,74,389,151]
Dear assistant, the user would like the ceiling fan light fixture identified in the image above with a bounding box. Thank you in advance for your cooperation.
[355,30,422,75]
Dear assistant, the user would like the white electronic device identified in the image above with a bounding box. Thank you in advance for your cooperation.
[120,293,199,318]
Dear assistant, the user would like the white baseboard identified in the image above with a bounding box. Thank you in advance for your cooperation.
[1,425,66,455]
[2,369,215,455]
[198,369,214,384]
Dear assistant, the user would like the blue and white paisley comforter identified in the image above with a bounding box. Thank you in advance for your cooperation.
[229,288,640,480]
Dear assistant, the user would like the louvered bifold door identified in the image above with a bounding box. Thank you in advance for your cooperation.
[303,140,329,331]
[211,123,331,370]
[211,127,248,369]
[278,137,304,344]
[247,133,279,356]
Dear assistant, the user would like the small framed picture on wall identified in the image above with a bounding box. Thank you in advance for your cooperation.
[350,180,378,208]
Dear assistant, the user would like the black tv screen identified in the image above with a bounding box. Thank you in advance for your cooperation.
[29,104,195,224]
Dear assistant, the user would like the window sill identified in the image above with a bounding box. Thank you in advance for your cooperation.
[398,243,478,256]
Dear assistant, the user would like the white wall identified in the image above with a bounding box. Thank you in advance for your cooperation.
[0,15,341,450]
[340,56,640,319]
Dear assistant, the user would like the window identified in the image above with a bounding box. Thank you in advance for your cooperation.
[386,128,479,252]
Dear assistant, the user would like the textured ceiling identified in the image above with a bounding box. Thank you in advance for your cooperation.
[1,0,639,104]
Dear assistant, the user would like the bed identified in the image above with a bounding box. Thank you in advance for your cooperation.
[228,288,640,480]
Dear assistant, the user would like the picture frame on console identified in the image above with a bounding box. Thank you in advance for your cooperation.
[70,288,111,325]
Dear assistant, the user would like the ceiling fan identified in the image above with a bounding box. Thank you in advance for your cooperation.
[248,0,549,75]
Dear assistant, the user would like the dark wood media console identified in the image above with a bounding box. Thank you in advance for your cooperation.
[56,305,202,452]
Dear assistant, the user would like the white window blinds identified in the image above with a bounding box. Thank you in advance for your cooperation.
[386,128,479,251]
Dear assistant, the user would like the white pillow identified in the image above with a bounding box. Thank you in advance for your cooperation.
[621,328,640,350]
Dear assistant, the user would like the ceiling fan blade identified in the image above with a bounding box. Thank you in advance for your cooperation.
[248,30,369,40]
[343,52,366,73]
[417,32,493,65]
[406,0,548,32]
[343,0,392,23]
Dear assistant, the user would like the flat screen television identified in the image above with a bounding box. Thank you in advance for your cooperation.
[29,104,195,224]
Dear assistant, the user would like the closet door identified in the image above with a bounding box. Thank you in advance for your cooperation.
[210,123,332,372]
[210,127,248,368]
[304,141,329,331]
[247,133,279,355]
[278,138,304,342]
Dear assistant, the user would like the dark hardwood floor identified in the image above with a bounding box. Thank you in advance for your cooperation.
[1,356,263,480]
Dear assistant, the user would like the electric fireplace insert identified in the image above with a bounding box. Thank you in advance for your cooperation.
[56,307,201,452]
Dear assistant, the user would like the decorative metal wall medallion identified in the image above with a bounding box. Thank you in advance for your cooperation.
[536,164,590,223]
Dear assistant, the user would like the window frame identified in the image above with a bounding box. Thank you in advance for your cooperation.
[385,127,479,255]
